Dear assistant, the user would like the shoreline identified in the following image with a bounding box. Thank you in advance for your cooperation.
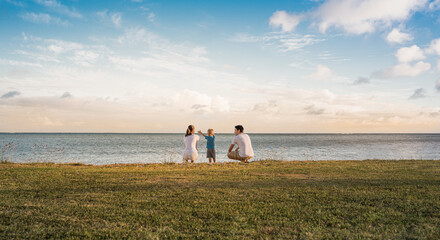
[1,159,439,167]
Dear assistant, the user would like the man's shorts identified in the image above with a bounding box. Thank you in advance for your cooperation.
[206,149,216,158]
[227,150,252,162]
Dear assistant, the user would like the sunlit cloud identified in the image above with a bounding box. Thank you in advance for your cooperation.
[386,28,414,44]
[314,0,427,34]
[308,64,334,80]
[375,61,431,78]
[269,11,303,32]
[395,45,425,62]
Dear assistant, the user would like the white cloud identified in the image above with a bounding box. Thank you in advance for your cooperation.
[308,64,334,80]
[20,12,68,26]
[315,0,427,34]
[395,45,425,62]
[386,28,414,43]
[436,78,440,91]
[426,38,440,55]
[437,59,440,70]
[378,61,431,77]
[35,0,82,18]
[269,11,303,32]
[231,32,324,52]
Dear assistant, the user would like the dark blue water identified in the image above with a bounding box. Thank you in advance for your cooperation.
[0,133,439,164]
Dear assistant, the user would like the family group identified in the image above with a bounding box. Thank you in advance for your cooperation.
[183,125,254,163]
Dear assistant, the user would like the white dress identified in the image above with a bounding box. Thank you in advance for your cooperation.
[183,134,199,161]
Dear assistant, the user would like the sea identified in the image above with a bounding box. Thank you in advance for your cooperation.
[0,133,439,165]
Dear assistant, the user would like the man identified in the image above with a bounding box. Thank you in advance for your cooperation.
[227,125,254,163]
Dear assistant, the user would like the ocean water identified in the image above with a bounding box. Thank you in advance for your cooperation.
[0,133,439,164]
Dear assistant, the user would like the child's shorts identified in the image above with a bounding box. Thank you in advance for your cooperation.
[206,149,216,158]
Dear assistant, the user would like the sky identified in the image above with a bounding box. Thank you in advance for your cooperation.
[0,0,440,133]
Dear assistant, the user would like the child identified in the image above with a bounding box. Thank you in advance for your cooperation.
[197,129,216,163]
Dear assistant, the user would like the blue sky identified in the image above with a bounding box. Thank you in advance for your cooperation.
[1,0,440,133]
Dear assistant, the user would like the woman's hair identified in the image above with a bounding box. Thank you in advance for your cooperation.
[185,125,194,137]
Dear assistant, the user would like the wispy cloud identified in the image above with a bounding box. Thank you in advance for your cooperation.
[148,12,156,22]
[304,104,325,115]
[353,77,370,85]
[1,91,21,99]
[60,92,72,98]
[97,10,122,28]
[34,0,82,18]
[20,12,68,26]
[6,0,25,7]
[231,32,325,52]
[409,88,427,99]
[429,0,440,10]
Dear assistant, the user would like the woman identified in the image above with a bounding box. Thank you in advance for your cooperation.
[183,125,199,163]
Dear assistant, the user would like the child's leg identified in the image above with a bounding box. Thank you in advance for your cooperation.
[208,158,212,163]
[213,158,216,163]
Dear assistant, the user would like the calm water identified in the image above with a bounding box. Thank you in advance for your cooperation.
[0,133,439,164]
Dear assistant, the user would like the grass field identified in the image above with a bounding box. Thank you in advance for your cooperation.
[1,160,440,239]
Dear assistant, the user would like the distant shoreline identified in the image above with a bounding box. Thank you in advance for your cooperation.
[1,132,440,135]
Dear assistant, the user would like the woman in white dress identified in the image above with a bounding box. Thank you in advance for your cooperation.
[183,125,199,163]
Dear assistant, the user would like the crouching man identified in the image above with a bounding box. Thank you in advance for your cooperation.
[227,125,254,163]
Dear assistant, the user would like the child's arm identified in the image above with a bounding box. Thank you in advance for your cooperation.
[197,130,206,137]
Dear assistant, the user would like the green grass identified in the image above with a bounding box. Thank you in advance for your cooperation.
[1,160,440,239]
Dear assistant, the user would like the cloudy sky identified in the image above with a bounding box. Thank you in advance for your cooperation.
[1,0,440,133]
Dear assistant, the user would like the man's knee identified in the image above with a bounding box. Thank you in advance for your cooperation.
[228,151,239,160]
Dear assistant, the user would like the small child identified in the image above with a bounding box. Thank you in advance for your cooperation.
[198,129,216,163]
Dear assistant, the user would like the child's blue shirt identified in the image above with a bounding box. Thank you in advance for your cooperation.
[205,135,215,149]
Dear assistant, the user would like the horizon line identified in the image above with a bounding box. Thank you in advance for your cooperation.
[1,132,439,134]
